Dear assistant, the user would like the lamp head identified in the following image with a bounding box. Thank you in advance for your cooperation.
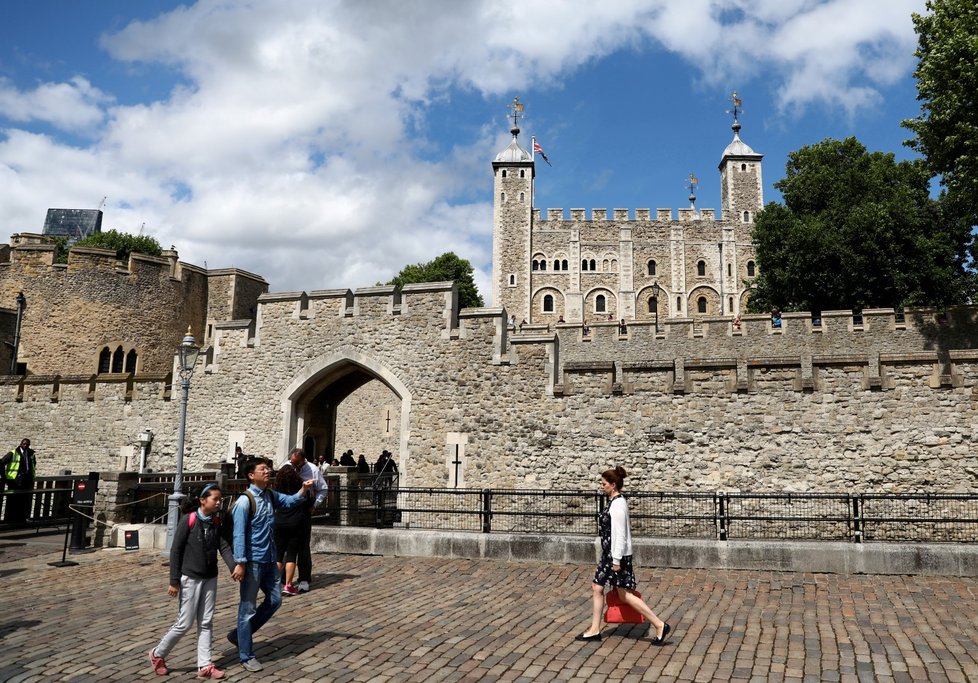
[177,326,201,374]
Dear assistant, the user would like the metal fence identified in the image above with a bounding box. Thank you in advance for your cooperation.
[323,488,978,543]
[129,472,221,524]
[125,480,978,544]
[0,475,85,529]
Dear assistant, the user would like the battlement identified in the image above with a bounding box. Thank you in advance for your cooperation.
[532,208,720,222]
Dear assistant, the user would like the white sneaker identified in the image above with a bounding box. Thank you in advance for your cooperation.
[297,581,310,593]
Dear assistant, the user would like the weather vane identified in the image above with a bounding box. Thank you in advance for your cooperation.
[686,172,699,208]
[726,91,743,123]
[508,96,525,130]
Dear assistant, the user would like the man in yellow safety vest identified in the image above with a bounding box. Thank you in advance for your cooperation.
[1,438,36,524]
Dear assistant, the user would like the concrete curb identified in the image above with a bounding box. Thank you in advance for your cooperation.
[107,524,978,576]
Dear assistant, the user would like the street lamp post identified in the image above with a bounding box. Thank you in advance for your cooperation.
[652,282,662,334]
[163,327,200,558]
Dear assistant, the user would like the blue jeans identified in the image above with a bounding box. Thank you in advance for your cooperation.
[235,561,281,662]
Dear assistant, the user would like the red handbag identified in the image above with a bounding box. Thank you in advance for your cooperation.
[604,589,645,624]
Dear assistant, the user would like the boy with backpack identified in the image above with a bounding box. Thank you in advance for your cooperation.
[227,458,314,672]
[149,483,238,678]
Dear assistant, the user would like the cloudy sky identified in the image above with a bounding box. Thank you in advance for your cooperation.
[0,0,927,300]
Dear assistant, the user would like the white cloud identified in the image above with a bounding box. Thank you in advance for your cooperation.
[0,0,926,301]
[0,76,110,132]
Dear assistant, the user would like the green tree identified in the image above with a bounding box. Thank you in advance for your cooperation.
[68,229,163,263]
[749,137,974,313]
[903,0,978,239]
[388,252,484,309]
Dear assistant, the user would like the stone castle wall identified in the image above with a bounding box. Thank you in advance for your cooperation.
[1,282,976,493]
[333,379,402,463]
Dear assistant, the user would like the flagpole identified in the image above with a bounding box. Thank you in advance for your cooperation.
[531,135,536,162]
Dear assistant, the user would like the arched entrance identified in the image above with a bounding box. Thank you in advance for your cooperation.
[281,349,411,482]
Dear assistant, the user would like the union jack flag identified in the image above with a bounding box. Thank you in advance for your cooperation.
[533,140,552,167]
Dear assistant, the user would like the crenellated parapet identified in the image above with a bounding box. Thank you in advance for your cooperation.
[534,207,722,223]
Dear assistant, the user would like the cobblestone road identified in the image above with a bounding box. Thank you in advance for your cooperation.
[2,532,978,682]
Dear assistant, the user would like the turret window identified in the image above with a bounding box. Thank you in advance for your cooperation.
[741,163,747,171]
[98,347,111,374]
[112,346,124,373]
[676,296,682,311]
[743,211,750,223]
[589,259,596,271]
[98,344,139,374]
[562,259,568,270]
[747,260,756,277]
[509,274,516,286]
[500,192,505,203]
[502,170,507,178]
[596,295,606,313]
[532,260,539,271]
[647,260,656,276]
[543,295,554,312]
[697,297,707,314]
[697,260,706,277]
[520,170,525,178]
[520,192,525,203]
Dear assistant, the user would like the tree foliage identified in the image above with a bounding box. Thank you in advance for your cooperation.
[903,0,978,236]
[749,137,974,313]
[387,252,484,309]
[58,229,163,264]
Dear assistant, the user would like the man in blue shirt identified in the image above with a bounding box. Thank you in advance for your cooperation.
[228,458,312,672]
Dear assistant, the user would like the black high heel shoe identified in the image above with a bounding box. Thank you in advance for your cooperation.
[651,622,672,645]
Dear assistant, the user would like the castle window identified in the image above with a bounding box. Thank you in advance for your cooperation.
[729,297,734,313]
[727,264,732,277]
[520,169,525,178]
[747,260,756,277]
[647,260,656,276]
[502,170,507,178]
[532,260,539,271]
[111,346,124,373]
[589,259,596,271]
[648,297,658,313]
[611,259,618,272]
[743,211,750,223]
[500,192,505,203]
[697,260,706,277]
[125,349,138,374]
[602,259,609,271]
[509,274,516,286]
[561,259,568,270]
[553,260,560,271]
[676,296,682,311]
[520,192,525,203]
[98,347,111,374]
[697,297,707,314]
[539,260,546,271]
[595,295,606,313]
[741,163,747,171]
[581,259,588,271]
[543,295,554,312]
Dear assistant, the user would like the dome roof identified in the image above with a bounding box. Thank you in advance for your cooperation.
[494,129,531,163]
[720,122,761,160]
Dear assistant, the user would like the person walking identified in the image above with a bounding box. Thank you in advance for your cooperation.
[272,464,308,596]
[577,466,672,644]
[228,458,313,672]
[1,438,36,524]
[281,447,327,593]
[149,483,238,679]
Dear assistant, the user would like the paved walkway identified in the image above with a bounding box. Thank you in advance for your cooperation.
[2,531,978,682]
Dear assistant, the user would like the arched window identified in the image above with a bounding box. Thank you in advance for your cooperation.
[125,349,138,374]
[596,295,606,313]
[543,294,554,312]
[532,260,539,271]
[648,297,658,313]
[697,297,707,314]
[111,346,124,373]
[747,260,756,277]
[697,260,706,277]
[500,192,505,202]
[602,259,609,271]
[589,259,596,271]
[509,274,515,285]
[611,259,618,271]
[553,260,560,271]
[581,259,589,271]
[561,259,568,270]
[743,210,750,223]
[727,263,732,277]
[729,297,734,313]
[520,169,525,178]
[647,260,656,276]
[741,163,747,171]
[539,260,546,271]
[676,296,682,311]
[520,192,525,203]
[98,347,111,374]
[501,170,507,178]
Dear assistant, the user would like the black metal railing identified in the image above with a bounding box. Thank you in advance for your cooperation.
[0,475,86,529]
[321,488,978,543]
[129,472,220,524]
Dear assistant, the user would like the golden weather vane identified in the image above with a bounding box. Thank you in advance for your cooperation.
[726,91,743,123]
[508,96,525,129]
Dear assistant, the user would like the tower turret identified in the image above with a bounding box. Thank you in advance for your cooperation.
[718,92,763,224]
[491,97,534,321]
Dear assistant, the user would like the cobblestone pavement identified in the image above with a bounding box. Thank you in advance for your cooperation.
[2,534,978,682]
